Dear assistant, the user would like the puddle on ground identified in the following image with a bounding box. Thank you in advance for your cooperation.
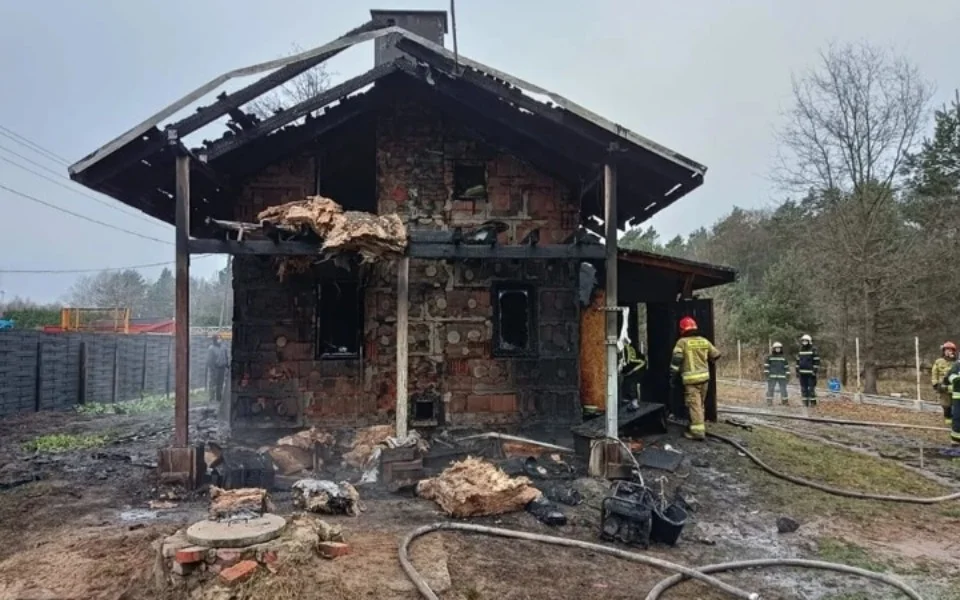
[118,509,158,522]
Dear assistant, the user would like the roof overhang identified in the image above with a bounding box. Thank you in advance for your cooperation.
[68,20,708,230]
[616,248,736,303]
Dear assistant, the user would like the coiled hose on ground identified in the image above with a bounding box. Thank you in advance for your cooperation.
[399,523,926,600]
[706,431,960,504]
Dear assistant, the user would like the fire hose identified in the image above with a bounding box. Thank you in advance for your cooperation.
[707,431,960,504]
[644,558,924,600]
[400,523,925,600]
[398,522,760,600]
[717,406,950,432]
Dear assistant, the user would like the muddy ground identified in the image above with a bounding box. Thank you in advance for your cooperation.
[0,389,958,600]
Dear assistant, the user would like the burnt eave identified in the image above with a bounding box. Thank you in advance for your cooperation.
[69,23,708,229]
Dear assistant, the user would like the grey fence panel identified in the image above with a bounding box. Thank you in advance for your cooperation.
[0,331,212,416]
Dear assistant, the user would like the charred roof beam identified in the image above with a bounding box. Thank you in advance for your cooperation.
[205,62,400,161]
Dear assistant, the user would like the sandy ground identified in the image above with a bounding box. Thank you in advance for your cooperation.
[0,390,958,600]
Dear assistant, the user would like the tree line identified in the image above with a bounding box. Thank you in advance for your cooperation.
[1,266,233,328]
[621,42,960,395]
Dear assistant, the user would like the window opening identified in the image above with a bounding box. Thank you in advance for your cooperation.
[317,280,362,358]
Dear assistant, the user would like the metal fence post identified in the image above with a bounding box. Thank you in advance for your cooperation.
[914,336,922,411]
[737,339,742,387]
[855,337,861,403]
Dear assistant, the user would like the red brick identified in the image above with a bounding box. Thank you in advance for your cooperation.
[491,394,519,413]
[219,560,259,586]
[466,394,491,412]
[175,546,206,565]
[216,549,242,567]
[261,550,278,565]
[318,542,352,559]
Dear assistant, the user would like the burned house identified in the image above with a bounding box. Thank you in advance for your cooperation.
[69,10,734,440]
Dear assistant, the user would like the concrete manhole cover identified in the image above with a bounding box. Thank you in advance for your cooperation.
[185,514,287,548]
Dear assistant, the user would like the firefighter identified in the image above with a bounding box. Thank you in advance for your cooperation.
[764,342,789,406]
[943,361,960,446]
[670,316,721,440]
[621,343,647,404]
[796,334,821,407]
[932,341,957,426]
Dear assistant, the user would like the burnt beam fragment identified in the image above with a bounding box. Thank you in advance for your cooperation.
[186,239,606,259]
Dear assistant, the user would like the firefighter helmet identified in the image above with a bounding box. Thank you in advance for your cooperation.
[942,341,957,353]
[800,334,812,344]
[772,342,783,350]
[679,316,698,334]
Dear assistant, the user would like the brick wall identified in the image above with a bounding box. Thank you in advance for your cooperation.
[229,89,581,428]
[0,331,207,417]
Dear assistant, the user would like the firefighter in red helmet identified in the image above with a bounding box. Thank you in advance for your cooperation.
[670,316,721,440]
[933,341,957,426]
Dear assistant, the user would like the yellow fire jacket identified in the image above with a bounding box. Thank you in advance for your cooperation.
[670,335,721,385]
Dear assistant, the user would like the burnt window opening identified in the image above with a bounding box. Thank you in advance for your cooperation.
[493,283,536,357]
[453,163,487,200]
[316,279,362,359]
[414,398,435,421]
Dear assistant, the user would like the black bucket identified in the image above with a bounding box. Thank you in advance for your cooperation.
[651,502,688,546]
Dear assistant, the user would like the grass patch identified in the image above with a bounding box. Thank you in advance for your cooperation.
[817,538,888,572]
[712,423,950,520]
[22,433,109,453]
[76,391,207,416]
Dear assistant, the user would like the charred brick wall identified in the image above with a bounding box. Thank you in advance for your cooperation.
[229,91,581,428]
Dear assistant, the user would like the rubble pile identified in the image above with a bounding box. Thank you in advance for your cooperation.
[263,426,334,475]
[417,457,542,517]
[257,195,407,262]
[208,486,273,520]
[291,479,363,516]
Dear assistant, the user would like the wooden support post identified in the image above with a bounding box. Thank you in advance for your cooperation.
[604,163,619,440]
[396,257,410,438]
[175,154,191,447]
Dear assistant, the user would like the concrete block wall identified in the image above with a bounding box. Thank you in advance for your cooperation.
[229,90,581,428]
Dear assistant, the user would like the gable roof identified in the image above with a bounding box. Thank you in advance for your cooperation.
[69,20,707,229]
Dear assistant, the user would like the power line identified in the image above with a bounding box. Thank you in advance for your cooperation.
[0,148,168,229]
[0,125,71,166]
[0,255,217,275]
[0,182,173,246]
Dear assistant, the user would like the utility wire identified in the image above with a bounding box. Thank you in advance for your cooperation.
[0,182,173,246]
[0,255,217,275]
[0,148,168,229]
[0,125,71,165]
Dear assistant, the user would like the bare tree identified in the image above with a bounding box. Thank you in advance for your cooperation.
[776,42,933,393]
[248,44,333,119]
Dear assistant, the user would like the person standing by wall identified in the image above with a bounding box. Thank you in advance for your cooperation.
[764,342,789,406]
[206,335,229,406]
[670,316,721,441]
[932,341,956,426]
[795,334,821,407]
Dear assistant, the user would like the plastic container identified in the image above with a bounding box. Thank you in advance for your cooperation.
[651,502,688,546]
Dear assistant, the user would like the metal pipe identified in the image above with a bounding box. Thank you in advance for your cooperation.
[604,163,618,439]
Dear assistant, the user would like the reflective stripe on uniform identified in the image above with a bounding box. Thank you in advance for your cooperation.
[951,431,960,441]
[690,423,706,433]
[799,370,816,375]
[682,371,710,384]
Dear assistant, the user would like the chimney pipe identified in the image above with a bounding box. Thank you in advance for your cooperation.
[370,9,449,67]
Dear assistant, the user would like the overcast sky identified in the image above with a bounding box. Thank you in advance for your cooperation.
[0,0,957,303]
